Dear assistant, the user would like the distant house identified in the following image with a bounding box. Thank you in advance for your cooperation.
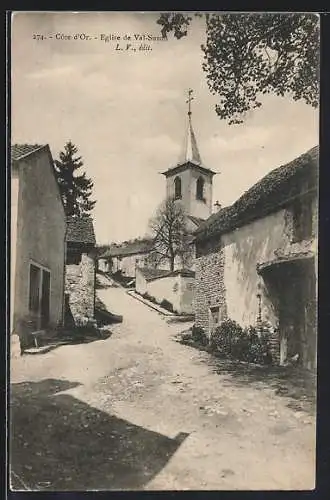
[194,147,318,370]
[65,217,96,325]
[136,267,195,315]
[10,144,66,353]
[99,238,156,278]
[98,255,111,273]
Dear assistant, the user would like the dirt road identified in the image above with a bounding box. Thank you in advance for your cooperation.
[10,283,316,491]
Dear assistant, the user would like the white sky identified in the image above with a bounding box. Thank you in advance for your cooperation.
[11,12,319,244]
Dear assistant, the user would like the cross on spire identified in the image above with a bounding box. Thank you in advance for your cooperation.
[179,88,202,165]
[186,88,194,116]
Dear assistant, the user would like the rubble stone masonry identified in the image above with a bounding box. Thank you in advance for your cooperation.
[194,237,227,336]
[65,252,95,323]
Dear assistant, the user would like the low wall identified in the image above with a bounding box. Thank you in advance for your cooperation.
[146,274,195,314]
[135,269,148,295]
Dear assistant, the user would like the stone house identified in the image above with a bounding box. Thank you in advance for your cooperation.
[65,217,96,325]
[10,144,66,353]
[99,238,156,278]
[194,146,318,370]
[97,255,111,273]
[135,267,195,315]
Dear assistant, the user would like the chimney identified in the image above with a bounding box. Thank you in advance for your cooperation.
[214,200,222,213]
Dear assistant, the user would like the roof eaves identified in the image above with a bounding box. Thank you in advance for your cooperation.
[11,144,47,162]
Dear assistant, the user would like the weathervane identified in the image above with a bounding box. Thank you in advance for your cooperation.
[186,88,194,116]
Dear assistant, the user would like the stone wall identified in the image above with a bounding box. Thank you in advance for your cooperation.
[65,252,95,324]
[194,237,227,336]
[194,201,317,367]
[146,273,195,314]
[223,209,289,328]
[135,268,148,295]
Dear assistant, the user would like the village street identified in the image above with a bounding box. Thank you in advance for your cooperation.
[10,281,316,491]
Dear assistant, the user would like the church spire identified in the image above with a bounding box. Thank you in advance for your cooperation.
[179,89,202,166]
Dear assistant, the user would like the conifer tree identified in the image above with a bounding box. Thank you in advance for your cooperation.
[54,141,96,217]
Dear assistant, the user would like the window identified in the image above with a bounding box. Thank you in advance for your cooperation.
[292,197,313,242]
[66,249,82,265]
[210,306,220,325]
[174,176,182,199]
[196,176,205,201]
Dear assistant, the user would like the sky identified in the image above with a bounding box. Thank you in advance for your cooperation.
[11,12,319,244]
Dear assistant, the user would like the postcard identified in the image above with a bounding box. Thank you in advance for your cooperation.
[9,11,319,491]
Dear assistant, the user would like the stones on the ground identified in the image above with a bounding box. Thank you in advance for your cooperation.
[271,423,292,435]
[37,481,51,488]
[220,468,235,478]
[215,409,228,416]
[199,404,229,417]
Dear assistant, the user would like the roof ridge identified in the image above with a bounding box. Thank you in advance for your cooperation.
[195,145,318,241]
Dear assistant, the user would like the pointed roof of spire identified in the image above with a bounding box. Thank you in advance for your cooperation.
[161,89,216,177]
[178,113,202,166]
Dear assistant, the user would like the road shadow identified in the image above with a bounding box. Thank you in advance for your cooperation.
[96,272,119,288]
[95,296,123,326]
[10,378,189,491]
[22,329,114,356]
[176,331,316,415]
[207,357,316,415]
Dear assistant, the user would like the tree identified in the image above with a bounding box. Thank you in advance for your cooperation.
[149,197,191,271]
[157,13,319,124]
[54,141,96,217]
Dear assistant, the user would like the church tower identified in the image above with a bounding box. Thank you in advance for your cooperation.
[161,89,216,221]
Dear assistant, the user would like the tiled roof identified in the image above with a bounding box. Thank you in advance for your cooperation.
[195,146,318,241]
[11,144,46,161]
[66,217,96,245]
[137,267,172,281]
[137,267,195,281]
[101,238,155,258]
[171,268,195,278]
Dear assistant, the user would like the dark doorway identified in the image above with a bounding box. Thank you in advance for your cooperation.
[41,270,51,328]
[261,257,316,369]
[29,264,41,314]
